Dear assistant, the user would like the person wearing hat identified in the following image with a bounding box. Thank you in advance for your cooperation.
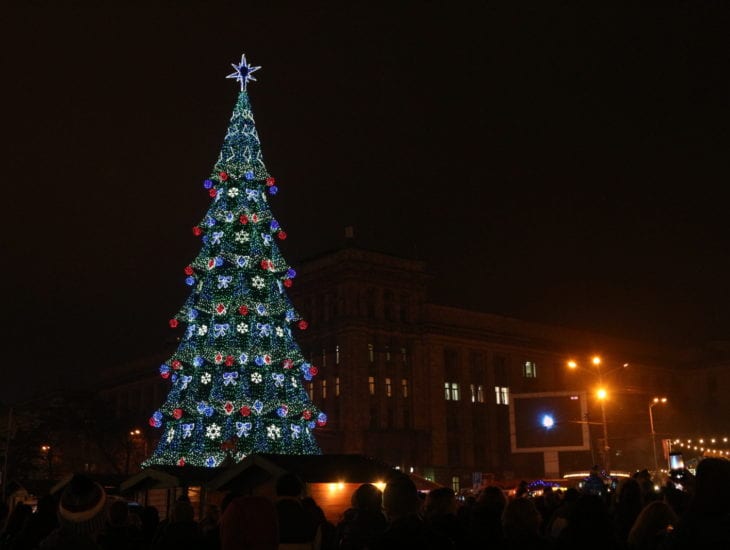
[40,473,108,549]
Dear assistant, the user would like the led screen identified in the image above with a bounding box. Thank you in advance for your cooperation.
[509,391,590,452]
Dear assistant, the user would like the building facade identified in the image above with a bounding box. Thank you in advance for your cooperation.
[93,246,728,489]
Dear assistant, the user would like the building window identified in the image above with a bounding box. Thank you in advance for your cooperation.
[336,345,340,364]
[477,384,485,403]
[308,382,314,400]
[385,346,391,362]
[368,343,374,363]
[322,380,327,399]
[470,384,476,403]
[451,475,461,493]
[523,361,537,378]
[495,386,509,405]
[401,347,407,363]
[335,376,340,397]
[445,382,460,401]
[385,377,392,397]
[369,376,376,395]
[401,378,409,398]
[322,348,327,368]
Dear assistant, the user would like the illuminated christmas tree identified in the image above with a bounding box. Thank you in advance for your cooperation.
[145,54,325,468]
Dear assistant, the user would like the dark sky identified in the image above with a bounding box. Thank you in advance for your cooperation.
[3,4,729,403]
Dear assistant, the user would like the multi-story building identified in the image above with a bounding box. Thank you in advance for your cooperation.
[95,245,728,489]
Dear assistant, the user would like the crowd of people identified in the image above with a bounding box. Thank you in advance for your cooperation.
[1,457,729,549]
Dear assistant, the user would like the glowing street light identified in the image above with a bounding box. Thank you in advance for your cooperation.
[566,355,627,473]
[649,397,668,472]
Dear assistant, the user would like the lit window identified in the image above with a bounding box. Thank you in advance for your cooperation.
[385,346,391,362]
[322,379,327,399]
[451,475,460,493]
[401,347,407,363]
[336,345,340,364]
[495,386,509,405]
[308,382,314,400]
[477,385,485,403]
[470,384,476,403]
[401,378,409,398]
[335,376,340,397]
[385,377,392,397]
[369,376,375,395]
[368,343,374,363]
[445,382,460,401]
[523,361,537,378]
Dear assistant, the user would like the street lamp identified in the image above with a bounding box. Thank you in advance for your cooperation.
[566,355,627,473]
[40,445,53,479]
[649,397,668,473]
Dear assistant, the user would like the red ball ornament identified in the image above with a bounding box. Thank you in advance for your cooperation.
[225,356,234,367]
[283,359,294,369]
[309,366,319,377]
[160,371,170,379]
[238,305,249,315]
[239,215,249,224]
[173,408,183,419]
[169,319,179,328]
[283,279,293,288]
[278,231,287,240]
[219,171,229,181]
[184,265,194,275]
[317,417,327,427]
[302,410,312,420]
[209,188,217,198]
[148,417,157,427]
[177,457,186,467]
[266,177,276,187]
[192,226,202,236]
[298,320,309,330]
[240,406,251,417]
[171,360,182,370]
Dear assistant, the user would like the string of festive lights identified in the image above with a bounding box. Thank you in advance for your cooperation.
[671,437,730,457]
[144,55,325,468]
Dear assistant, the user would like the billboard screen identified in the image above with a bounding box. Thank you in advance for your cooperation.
[509,391,590,452]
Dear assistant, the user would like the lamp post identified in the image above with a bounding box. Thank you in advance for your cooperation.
[596,388,610,472]
[40,445,53,479]
[567,356,627,473]
[649,397,668,473]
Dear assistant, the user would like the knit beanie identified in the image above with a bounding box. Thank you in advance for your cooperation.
[57,474,108,537]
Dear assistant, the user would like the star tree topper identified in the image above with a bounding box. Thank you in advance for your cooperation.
[226,53,261,91]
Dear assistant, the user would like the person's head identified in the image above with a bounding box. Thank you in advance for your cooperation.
[627,500,678,548]
[382,475,420,521]
[424,487,456,517]
[171,500,194,523]
[502,497,542,540]
[351,483,382,513]
[476,485,507,513]
[57,474,108,537]
[689,457,730,517]
[275,472,305,498]
[220,496,278,550]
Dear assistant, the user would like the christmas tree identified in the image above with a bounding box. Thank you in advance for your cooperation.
[145,54,326,468]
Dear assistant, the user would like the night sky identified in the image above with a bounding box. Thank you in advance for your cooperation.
[3,4,729,403]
